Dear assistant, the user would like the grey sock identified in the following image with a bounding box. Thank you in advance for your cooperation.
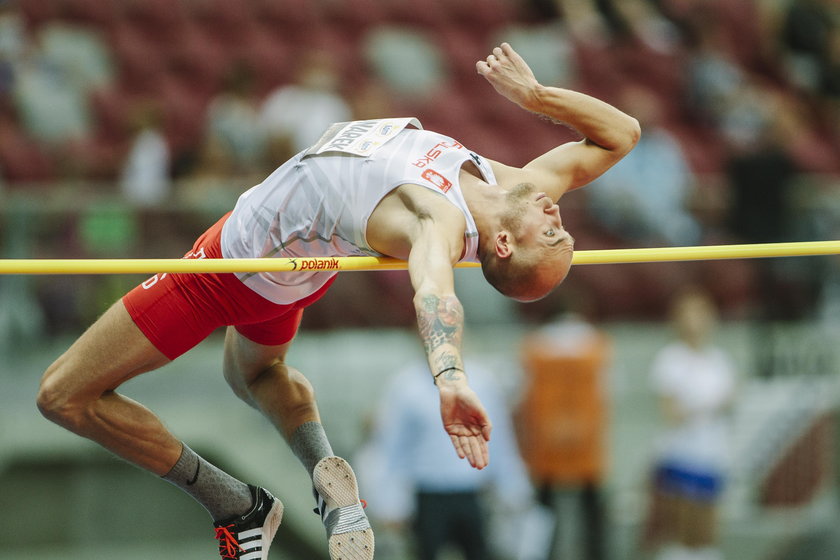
[162,443,254,522]
[290,421,334,479]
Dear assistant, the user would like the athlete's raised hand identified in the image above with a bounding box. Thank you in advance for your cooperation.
[476,42,540,110]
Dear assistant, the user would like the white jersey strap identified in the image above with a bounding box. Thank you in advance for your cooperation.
[302,117,423,158]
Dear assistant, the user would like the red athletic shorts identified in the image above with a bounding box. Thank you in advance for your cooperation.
[122,212,336,360]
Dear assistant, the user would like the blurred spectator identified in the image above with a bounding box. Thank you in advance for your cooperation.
[11,16,112,147]
[177,135,243,216]
[684,22,747,129]
[119,101,170,207]
[588,85,701,247]
[556,0,611,46]
[816,188,840,331]
[608,0,682,54]
[642,288,736,560]
[259,49,351,164]
[493,22,576,87]
[820,31,840,99]
[363,26,447,102]
[781,0,840,95]
[205,61,267,175]
[13,33,92,148]
[0,104,6,188]
[348,78,397,121]
[0,1,24,95]
[723,85,798,245]
[36,18,112,96]
[356,358,541,560]
[0,1,24,57]
[0,56,12,98]
[518,313,609,560]
[721,83,834,327]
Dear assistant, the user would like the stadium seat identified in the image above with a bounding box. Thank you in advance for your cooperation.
[383,0,448,28]
[432,25,491,83]
[108,22,167,96]
[188,0,257,50]
[320,0,387,32]
[252,0,322,42]
[120,0,188,45]
[443,0,516,30]
[234,26,294,98]
[0,119,55,183]
[89,87,134,141]
[17,0,60,31]
[164,24,229,102]
[156,77,207,160]
[57,0,118,27]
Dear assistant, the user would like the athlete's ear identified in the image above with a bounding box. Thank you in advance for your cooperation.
[494,231,513,259]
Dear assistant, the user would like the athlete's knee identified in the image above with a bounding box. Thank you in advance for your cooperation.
[37,358,92,430]
[262,364,320,426]
[252,361,317,404]
[274,363,316,402]
[248,358,303,387]
[222,357,269,404]
[222,363,249,403]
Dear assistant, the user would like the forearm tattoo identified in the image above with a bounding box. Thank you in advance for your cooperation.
[416,294,464,358]
[417,294,466,382]
[437,351,460,370]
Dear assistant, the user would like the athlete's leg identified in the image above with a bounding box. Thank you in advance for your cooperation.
[37,300,179,474]
[222,325,324,444]
[39,296,259,514]
[223,326,374,560]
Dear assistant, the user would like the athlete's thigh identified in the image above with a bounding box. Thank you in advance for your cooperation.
[222,326,293,391]
[45,300,170,397]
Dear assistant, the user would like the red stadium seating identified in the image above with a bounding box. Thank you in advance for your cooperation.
[0,115,55,182]
[57,0,119,27]
[120,0,188,45]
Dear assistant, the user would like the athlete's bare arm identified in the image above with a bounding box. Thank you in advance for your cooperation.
[406,214,492,471]
[477,42,641,200]
[367,186,493,469]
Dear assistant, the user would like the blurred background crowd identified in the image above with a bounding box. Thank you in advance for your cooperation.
[0,0,839,329]
[1,0,840,559]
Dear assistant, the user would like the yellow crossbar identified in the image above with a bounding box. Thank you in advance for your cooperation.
[0,240,838,275]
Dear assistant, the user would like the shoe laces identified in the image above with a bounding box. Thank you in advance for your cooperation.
[215,524,244,559]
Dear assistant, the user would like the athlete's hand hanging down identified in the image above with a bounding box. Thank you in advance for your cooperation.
[476,42,541,111]
[438,381,492,469]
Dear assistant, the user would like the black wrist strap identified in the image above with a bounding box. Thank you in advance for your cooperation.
[433,366,464,384]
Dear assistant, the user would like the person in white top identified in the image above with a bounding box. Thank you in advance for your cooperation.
[259,49,353,162]
[644,288,736,560]
[36,43,639,560]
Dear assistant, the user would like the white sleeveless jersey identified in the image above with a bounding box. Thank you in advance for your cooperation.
[221,119,497,304]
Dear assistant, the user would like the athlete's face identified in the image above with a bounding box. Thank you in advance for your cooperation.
[502,183,575,300]
[503,182,573,250]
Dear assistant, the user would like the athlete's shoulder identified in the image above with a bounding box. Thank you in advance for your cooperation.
[486,157,534,182]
